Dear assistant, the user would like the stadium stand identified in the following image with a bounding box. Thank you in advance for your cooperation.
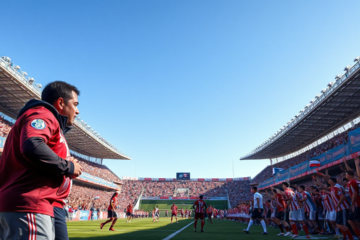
[68,184,115,211]
[0,115,12,138]
[72,154,121,182]
[65,179,252,215]
[250,124,357,185]
[0,116,13,154]
[119,179,251,208]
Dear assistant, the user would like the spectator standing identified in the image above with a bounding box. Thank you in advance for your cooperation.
[0,81,83,240]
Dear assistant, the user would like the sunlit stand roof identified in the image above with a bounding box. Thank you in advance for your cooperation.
[0,56,130,160]
[241,56,360,161]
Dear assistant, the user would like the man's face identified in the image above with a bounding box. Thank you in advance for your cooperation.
[298,187,303,193]
[59,91,80,126]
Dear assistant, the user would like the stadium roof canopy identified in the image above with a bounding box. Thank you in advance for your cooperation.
[241,57,360,160]
[0,56,130,160]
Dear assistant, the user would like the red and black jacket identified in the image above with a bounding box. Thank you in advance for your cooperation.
[0,99,74,217]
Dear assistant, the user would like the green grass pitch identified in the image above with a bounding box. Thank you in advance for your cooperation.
[139,199,228,217]
[68,218,333,240]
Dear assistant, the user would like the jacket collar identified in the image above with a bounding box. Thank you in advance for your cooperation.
[18,99,73,134]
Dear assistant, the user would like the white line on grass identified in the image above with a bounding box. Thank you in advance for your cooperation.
[162,221,194,240]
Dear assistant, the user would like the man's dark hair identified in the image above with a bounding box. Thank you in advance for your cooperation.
[252,186,257,191]
[329,177,337,183]
[42,81,80,105]
[199,195,204,199]
[267,199,271,203]
[282,182,289,187]
[299,185,305,190]
[343,178,349,182]
[346,171,355,177]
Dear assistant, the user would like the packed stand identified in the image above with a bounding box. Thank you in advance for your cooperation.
[251,124,359,185]
[120,179,250,208]
[67,183,116,211]
[0,116,13,153]
[72,154,121,182]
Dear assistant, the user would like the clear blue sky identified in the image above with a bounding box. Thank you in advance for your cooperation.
[1,0,360,179]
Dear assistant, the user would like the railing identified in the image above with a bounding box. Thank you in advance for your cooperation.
[0,56,126,157]
[0,57,42,95]
[242,59,360,160]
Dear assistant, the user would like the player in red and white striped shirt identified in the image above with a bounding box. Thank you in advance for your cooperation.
[281,182,310,238]
[322,189,340,235]
[328,177,353,240]
[345,170,360,238]
[270,187,291,236]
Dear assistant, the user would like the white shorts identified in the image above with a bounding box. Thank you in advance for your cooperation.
[326,210,336,221]
[271,211,276,218]
[309,211,316,221]
[290,209,304,221]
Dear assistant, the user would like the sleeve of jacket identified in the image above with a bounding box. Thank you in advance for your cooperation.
[19,109,74,175]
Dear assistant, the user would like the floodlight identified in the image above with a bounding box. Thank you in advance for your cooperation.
[344,65,351,72]
[14,65,20,70]
[335,75,341,80]
[22,71,28,76]
[327,82,334,87]
[321,89,326,94]
[2,56,11,62]
[354,57,360,62]
[28,78,35,85]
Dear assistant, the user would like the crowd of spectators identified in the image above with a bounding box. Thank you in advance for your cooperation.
[67,183,116,212]
[119,179,251,207]
[66,180,251,213]
[0,115,12,138]
[251,123,360,185]
[70,154,121,183]
[0,116,13,153]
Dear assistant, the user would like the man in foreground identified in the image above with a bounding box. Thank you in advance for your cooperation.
[193,195,207,232]
[0,81,82,240]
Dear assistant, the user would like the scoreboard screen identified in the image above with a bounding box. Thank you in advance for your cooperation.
[176,172,190,180]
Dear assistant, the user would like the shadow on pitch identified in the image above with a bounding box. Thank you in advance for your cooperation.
[68,218,193,240]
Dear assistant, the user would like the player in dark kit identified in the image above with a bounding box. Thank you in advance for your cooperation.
[100,191,120,231]
[0,81,83,240]
[193,195,207,232]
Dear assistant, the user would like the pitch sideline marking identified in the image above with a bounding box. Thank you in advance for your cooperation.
[162,221,194,240]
